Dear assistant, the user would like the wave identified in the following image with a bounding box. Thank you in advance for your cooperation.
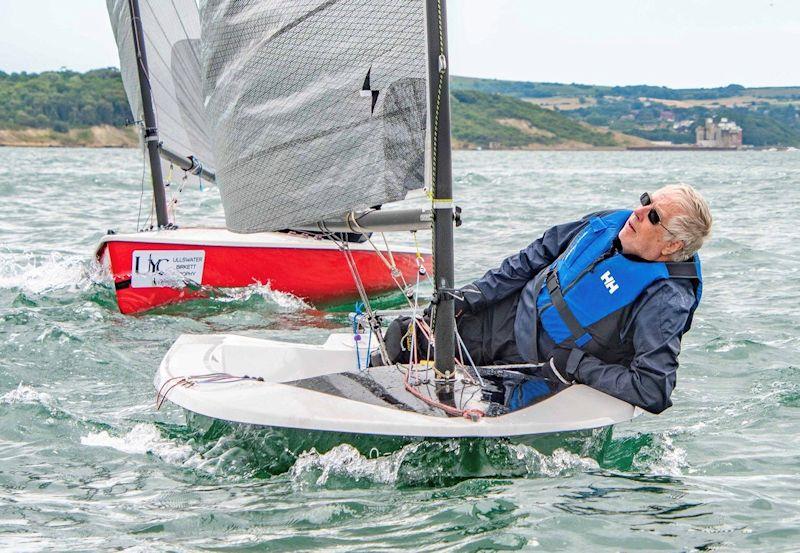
[289,439,604,488]
[0,250,104,295]
[290,443,419,487]
[145,281,311,320]
[80,423,194,465]
[630,433,688,477]
[1,383,56,411]
[209,282,309,311]
[88,414,693,486]
[0,383,82,423]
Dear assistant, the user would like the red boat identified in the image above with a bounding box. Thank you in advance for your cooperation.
[103,1,435,315]
[97,227,431,314]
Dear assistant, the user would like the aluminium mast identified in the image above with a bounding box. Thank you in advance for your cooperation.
[128,0,170,228]
[425,0,456,379]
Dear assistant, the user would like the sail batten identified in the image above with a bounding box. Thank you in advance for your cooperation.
[202,0,427,232]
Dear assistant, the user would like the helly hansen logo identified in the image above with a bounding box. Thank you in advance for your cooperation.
[600,270,619,294]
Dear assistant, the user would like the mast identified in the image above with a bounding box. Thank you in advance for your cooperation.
[425,0,455,379]
[128,0,170,228]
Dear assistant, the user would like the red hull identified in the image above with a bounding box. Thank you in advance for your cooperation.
[100,240,431,314]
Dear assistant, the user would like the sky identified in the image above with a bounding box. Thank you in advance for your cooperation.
[0,0,798,88]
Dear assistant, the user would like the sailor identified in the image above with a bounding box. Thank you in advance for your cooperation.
[383,183,712,414]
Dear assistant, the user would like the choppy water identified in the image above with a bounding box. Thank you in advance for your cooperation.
[1,147,798,551]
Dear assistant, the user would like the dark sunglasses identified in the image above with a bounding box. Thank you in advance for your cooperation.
[640,192,675,236]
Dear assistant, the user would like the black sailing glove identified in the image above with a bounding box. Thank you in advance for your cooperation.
[544,346,575,385]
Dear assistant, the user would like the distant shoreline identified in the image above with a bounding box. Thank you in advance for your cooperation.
[0,125,137,148]
[0,126,792,152]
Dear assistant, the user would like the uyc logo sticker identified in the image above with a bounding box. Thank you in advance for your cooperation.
[130,250,206,288]
[134,253,169,275]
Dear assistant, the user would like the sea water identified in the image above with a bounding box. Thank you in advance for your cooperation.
[0,147,798,551]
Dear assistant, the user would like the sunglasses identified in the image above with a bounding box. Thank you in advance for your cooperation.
[640,192,675,236]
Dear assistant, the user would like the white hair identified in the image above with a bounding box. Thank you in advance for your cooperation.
[658,183,712,261]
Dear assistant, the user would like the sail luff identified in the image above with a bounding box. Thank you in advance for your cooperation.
[106,0,215,187]
[128,0,170,227]
[426,0,456,379]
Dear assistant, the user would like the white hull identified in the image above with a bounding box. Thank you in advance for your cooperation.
[156,333,641,438]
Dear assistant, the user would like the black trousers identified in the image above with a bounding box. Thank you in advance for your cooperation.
[381,292,525,366]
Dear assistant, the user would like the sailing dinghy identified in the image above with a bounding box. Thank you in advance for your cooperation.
[99,0,431,314]
[156,0,641,443]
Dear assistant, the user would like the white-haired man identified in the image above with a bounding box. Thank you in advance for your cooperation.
[383,184,712,414]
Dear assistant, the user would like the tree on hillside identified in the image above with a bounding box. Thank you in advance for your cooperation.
[0,68,131,131]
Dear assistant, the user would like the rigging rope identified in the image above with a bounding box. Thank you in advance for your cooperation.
[166,163,205,225]
[401,364,484,421]
[136,125,147,231]
[155,372,264,410]
[321,229,391,364]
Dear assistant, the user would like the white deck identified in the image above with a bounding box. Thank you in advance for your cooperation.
[97,227,423,254]
[156,333,641,438]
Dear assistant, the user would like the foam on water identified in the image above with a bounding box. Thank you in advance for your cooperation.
[505,443,601,477]
[0,251,104,295]
[215,282,309,311]
[289,440,604,488]
[80,423,194,465]
[290,443,420,487]
[1,383,55,409]
[631,432,688,477]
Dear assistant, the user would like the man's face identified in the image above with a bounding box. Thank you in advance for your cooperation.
[618,191,684,261]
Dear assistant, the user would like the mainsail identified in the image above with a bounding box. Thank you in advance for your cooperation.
[107,0,214,177]
[201,0,428,232]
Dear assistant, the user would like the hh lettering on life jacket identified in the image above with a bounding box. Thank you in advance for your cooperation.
[600,270,619,294]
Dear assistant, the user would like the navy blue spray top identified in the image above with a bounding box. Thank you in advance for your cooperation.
[469,210,703,413]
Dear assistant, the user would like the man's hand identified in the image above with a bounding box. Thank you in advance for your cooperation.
[544,346,575,385]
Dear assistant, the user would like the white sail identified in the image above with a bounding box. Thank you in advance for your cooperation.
[201,0,428,232]
[106,0,214,176]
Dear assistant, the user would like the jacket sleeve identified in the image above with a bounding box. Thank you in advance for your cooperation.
[566,279,696,414]
[465,217,590,312]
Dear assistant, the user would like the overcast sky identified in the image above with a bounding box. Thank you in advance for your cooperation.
[0,0,797,88]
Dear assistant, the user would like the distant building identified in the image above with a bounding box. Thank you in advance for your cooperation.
[695,117,743,148]
[659,110,676,122]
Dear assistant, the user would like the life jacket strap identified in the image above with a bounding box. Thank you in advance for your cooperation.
[545,268,592,347]
[665,261,699,279]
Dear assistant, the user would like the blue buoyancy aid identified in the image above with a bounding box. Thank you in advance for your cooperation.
[535,210,702,354]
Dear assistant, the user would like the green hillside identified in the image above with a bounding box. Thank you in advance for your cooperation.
[5,68,800,149]
[0,68,620,149]
[452,76,800,101]
[452,76,600,99]
[569,98,800,147]
[0,68,130,133]
[453,76,800,147]
[451,89,617,148]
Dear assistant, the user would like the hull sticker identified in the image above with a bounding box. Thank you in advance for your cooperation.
[131,250,206,288]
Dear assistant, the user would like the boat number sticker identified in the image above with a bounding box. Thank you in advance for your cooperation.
[130,250,206,288]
